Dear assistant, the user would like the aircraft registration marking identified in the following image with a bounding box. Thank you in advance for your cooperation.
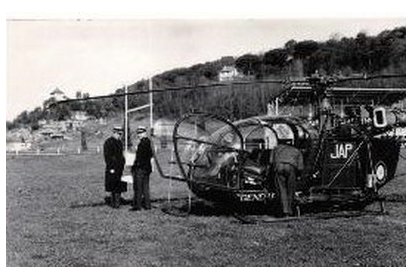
[330,143,354,159]
[236,192,277,202]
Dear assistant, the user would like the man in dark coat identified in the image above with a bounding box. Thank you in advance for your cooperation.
[130,127,153,211]
[270,144,304,217]
[104,126,126,208]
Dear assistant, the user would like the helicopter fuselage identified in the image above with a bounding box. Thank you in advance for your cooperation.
[172,113,401,213]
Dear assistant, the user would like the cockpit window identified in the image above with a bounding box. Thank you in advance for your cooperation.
[172,114,243,185]
[244,126,278,151]
[272,123,294,145]
[217,131,241,149]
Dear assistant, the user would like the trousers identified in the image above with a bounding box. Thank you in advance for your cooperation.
[275,163,297,215]
[132,169,151,209]
[111,191,121,208]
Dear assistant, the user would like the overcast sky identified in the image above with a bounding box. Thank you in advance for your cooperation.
[7,18,405,121]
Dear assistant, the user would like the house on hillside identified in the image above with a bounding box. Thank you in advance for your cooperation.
[6,142,32,152]
[98,118,107,125]
[6,127,33,152]
[6,127,33,143]
[68,110,92,130]
[49,87,68,102]
[36,110,90,134]
[40,120,68,134]
[38,119,47,126]
[71,110,89,121]
[219,66,243,82]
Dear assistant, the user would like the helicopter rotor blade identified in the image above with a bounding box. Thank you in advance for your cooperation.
[332,73,406,84]
[331,74,406,106]
[52,79,288,106]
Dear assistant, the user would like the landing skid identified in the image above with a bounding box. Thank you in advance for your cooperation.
[233,208,388,224]
[159,196,388,223]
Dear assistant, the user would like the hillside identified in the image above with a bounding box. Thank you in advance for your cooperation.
[7,26,406,133]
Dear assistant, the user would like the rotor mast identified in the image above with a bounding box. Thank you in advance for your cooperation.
[308,73,332,132]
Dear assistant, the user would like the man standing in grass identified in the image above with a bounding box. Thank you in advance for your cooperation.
[103,126,126,208]
[130,127,153,211]
[270,143,304,217]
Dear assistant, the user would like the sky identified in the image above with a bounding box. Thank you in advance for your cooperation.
[6,18,405,121]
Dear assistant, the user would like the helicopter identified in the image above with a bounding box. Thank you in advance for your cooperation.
[152,73,406,217]
[52,72,406,217]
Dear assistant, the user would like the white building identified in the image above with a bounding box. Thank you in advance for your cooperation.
[38,119,47,126]
[71,111,89,121]
[49,87,68,102]
[219,66,242,82]
[6,142,32,152]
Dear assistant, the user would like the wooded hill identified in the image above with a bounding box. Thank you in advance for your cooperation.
[7,26,406,130]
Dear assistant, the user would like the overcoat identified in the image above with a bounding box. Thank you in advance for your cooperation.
[103,137,126,192]
[131,137,153,175]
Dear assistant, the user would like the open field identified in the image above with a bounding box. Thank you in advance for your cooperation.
[6,148,406,266]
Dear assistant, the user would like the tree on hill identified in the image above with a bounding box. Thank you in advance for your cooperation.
[263,48,289,68]
[293,40,320,59]
[6,121,15,131]
[262,48,290,76]
[235,54,262,77]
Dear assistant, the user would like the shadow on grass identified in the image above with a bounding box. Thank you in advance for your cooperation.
[69,197,131,209]
[69,197,189,209]
[69,201,109,209]
[160,199,273,218]
[160,196,404,223]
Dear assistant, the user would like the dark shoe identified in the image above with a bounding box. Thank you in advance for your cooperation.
[120,197,129,205]
[104,196,111,205]
[129,207,141,211]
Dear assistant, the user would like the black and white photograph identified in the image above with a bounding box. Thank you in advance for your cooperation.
[3,0,407,269]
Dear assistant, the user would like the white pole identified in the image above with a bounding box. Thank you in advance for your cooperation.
[125,85,128,152]
[168,148,173,206]
[275,98,279,116]
[187,187,192,213]
[149,77,153,133]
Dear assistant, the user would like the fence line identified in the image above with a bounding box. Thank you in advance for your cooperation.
[6,142,172,157]
[6,146,104,157]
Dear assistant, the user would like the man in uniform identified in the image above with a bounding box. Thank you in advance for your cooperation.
[103,126,126,208]
[270,144,304,217]
[130,127,154,211]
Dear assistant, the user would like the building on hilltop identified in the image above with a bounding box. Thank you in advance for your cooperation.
[49,87,68,102]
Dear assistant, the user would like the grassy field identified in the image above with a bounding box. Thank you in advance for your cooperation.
[6,148,406,266]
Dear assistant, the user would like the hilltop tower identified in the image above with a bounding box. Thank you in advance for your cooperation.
[49,87,68,102]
